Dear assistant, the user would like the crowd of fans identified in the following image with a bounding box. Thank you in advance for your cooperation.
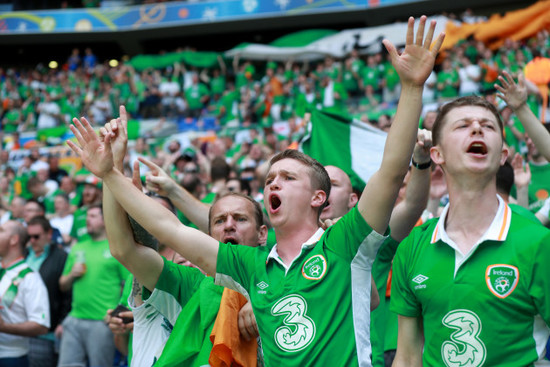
[0,8,550,367]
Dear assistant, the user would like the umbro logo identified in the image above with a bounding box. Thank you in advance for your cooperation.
[257,281,269,294]
[412,274,429,284]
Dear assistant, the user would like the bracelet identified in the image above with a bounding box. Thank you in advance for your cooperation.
[412,158,431,170]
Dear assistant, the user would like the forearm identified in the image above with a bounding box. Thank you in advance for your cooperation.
[103,168,219,275]
[59,274,76,292]
[359,85,423,233]
[515,103,550,161]
[381,85,424,180]
[390,166,430,242]
[104,185,137,260]
[515,185,529,209]
[168,184,210,233]
[114,333,129,356]
[0,321,48,337]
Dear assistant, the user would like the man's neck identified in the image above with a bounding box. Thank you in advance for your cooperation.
[1,253,24,268]
[445,183,500,254]
[90,233,107,242]
[274,222,320,266]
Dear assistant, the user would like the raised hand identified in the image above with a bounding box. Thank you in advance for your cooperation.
[99,106,129,170]
[138,157,178,197]
[67,116,114,178]
[413,129,432,164]
[383,16,445,88]
[511,153,531,189]
[495,71,528,110]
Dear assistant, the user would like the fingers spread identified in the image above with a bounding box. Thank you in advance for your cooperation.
[415,15,427,46]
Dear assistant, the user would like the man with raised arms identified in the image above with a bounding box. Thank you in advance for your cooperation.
[390,93,550,366]
[67,16,443,366]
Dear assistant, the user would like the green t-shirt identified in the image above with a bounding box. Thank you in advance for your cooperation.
[210,75,226,96]
[437,70,459,98]
[216,207,386,366]
[527,162,550,212]
[70,206,90,243]
[62,238,130,320]
[185,83,210,110]
[361,66,380,89]
[153,258,223,367]
[391,199,550,366]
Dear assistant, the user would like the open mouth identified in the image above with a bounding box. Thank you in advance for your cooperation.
[270,194,281,212]
[467,142,488,155]
[223,236,238,245]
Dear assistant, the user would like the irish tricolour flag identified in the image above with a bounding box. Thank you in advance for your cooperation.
[300,109,387,191]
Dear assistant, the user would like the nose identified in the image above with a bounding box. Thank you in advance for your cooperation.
[224,216,236,230]
[269,176,281,191]
[470,120,483,134]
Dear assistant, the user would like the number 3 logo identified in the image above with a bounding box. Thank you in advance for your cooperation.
[441,309,486,367]
[271,294,316,352]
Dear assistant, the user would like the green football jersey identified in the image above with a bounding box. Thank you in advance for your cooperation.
[63,239,130,320]
[154,258,223,367]
[391,197,550,366]
[216,207,386,366]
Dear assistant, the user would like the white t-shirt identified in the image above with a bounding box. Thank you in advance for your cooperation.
[50,214,74,236]
[458,64,481,96]
[0,260,50,358]
[129,286,182,367]
[37,101,60,130]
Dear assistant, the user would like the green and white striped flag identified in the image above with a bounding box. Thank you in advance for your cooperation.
[300,109,386,191]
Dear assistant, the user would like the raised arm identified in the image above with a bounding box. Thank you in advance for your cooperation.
[67,110,220,276]
[496,71,550,161]
[389,130,432,242]
[100,107,164,290]
[140,157,210,233]
[359,16,444,234]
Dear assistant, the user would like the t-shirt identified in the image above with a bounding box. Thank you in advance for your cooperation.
[62,239,130,320]
[130,272,182,367]
[527,162,550,212]
[0,259,50,358]
[216,207,386,366]
[70,206,89,243]
[185,83,210,110]
[153,258,223,367]
[391,196,550,366]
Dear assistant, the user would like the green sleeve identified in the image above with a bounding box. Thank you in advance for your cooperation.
[389,231,421,317]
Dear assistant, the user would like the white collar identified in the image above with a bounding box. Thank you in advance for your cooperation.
[266,228,325,273]
[430,195,512,276]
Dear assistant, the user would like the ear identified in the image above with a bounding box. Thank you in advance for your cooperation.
[500,144,509,166]
[9,233,19,249]
[348,192,358,209]
[430,145,445,166]
[311,189,327,209]
[258,225,268,246]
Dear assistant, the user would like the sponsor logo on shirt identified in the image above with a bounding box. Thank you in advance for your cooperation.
[271,294,316,352]
[412,274,428,290]
[301,254,327,280]
[485,264,519,299]
[257,281,269,294]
